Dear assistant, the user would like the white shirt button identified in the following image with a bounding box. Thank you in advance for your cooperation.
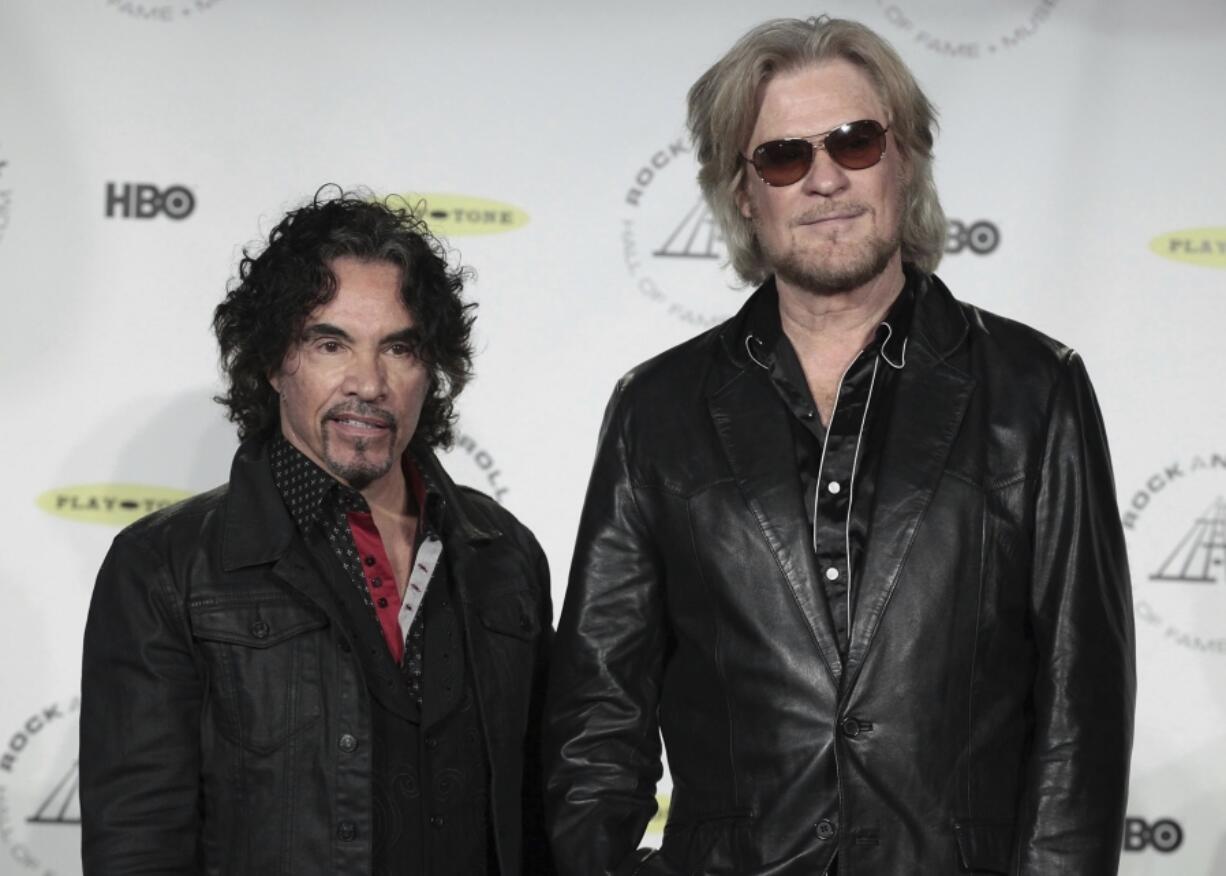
[827,481,842,495]
[825,567,840,581]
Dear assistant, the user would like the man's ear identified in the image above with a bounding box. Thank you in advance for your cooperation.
[735,180,754,221]
[269,346,301,392]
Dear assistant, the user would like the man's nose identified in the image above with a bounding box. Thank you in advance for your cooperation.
[801,147,851,197]
[343,351,387,399]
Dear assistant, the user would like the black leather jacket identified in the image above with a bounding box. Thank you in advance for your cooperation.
[81,440,553,875]
[544,273,1135,875]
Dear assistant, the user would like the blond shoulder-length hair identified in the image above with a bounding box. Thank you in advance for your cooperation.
[687,16,947,284]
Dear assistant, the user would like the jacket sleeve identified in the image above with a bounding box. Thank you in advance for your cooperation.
[80,531,203,875]
[543,382,669,876]
[1017,351,1136,874]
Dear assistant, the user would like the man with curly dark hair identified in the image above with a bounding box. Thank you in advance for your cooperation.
[80,188,555,876]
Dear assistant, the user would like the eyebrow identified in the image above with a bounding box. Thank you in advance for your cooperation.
[381,328,418,346]
[301,323,353,342]
[301,323,417,345]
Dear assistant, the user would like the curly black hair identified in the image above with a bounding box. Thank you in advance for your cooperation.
[212,186,476,448]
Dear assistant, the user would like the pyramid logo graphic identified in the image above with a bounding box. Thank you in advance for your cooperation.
[27,759,80,825]
[1150,497,1226,584]
[653,198,724,260]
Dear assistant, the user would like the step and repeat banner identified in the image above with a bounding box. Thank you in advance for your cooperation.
[1,1,1223,873]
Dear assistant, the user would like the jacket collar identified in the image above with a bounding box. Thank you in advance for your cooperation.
[411,437,502,545]
[705,267,973,684]
[221,437,500,572]
[901,268,970,369]
[221,440,297,571]
[715,265,960,377]
[736,273,916,376]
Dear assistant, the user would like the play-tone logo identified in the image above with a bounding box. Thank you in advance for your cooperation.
[1150,227,1226,269]
[37,483,192,526]
[388,193,529,237]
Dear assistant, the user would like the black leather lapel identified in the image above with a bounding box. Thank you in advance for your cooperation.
[709,368,843,682]
[842,347,974,691]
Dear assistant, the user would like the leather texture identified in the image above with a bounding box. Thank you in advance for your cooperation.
[544,273,1135,876]
[80,440,554,876]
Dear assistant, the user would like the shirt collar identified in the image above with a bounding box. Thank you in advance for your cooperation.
[268,434,440,535]
[743,270,916,373]
[879,272,914,369]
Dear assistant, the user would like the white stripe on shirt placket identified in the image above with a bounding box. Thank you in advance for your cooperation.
[813,331,897,640]
[398,534,443,643]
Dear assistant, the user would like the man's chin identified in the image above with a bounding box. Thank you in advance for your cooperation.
[778,263,878,296]
[776,244,897,296]
[325,454,395,492]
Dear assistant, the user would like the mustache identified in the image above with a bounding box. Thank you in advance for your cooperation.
[323,402,396,428]
[792,203,870,226]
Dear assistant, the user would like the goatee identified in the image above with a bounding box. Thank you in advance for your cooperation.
[320,402,399,490]
[765,207,901,296]
[774,236,898,296]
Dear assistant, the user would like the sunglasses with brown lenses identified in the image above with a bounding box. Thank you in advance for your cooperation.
[744,119,890,186]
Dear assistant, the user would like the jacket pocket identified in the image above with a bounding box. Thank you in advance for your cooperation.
[475,586,541,641]
[953,819,1014,874]
[190,592,327,754]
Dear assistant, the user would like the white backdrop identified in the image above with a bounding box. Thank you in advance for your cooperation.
[1,1,1224,872]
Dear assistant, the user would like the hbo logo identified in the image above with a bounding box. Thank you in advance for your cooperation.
[105,182,195,220]
[1123,817,1183,853]
[945,219,1000,255]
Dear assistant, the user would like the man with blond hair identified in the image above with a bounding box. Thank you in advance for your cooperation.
[545,16,1134,876]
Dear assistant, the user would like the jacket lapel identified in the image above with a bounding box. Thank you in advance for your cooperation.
[708,319,844,682]
[221,441,420,720]
[411,446,501,728]
[222,443,353,618]
[842,276,974,690]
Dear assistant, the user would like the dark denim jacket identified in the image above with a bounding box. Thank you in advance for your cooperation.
[81,440,554,875]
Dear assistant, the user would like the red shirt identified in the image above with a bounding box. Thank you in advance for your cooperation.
[345,459,435,663]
